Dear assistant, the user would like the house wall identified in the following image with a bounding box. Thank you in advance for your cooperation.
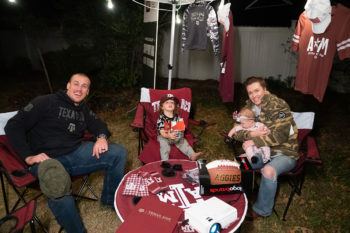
[159,25,297,83]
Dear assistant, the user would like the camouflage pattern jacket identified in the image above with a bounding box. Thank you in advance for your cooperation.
[233,93,299,158]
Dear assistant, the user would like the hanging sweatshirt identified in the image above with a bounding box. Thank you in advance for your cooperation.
[4,90,111,160]
[181,1,220,55]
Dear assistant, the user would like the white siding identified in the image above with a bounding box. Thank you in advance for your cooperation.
[159,25,297,83]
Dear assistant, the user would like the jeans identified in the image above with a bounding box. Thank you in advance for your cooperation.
[250,153,265,170]
[29,141,127,233]
[252,154,296,217]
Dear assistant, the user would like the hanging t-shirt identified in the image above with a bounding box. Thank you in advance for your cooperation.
[181,1,220,55]
[218,11,234,103]
[292,4,350,102]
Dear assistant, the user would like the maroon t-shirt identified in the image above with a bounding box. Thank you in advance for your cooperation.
[292,4,350,102]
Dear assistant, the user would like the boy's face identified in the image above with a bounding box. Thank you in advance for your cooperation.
[161,99,175,112]
[241,118,255,129]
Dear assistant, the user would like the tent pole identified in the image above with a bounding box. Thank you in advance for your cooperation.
[167,3,176,90]
[153,6,159,89]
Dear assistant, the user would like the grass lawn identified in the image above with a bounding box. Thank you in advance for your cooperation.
[0,77,349,233]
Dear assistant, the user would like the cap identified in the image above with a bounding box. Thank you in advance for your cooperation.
[38,159,71,199]
[160,93,179,105]
[305,0,332,34]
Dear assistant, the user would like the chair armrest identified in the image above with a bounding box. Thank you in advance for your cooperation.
[305,136,322,165]
[130,103,145,130]
[130,122,144,130]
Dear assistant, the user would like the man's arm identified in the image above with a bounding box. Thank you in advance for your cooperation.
[4,96,50,162]
[85,108,111,158]
[233,99,293,148]
[85,109,111,138]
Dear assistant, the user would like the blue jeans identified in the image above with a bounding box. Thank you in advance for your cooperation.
[252,154,296,217]
[29,141,127,233]
[250,153,265,170]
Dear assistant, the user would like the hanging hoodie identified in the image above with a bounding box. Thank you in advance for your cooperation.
[181,1,220,56]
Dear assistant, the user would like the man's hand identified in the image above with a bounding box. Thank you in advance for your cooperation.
[25,153,50,165]
[242,140,255,151]
[93,138,108,159]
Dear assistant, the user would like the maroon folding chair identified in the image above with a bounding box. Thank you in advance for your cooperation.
[0,135,40,213]
[277,112,322,221]
[131,87,206,164]
[0,135,47,232]
[0,200,37,233]
[0,111,97,232]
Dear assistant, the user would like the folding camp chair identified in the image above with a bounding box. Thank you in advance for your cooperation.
[277,112,322,221]
[0,111,98,232]
[0,200,37,233]
[131,87,206,164]
[0,134,46,232]
[0,112,42,215]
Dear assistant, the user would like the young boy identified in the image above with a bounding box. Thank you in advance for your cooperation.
[157,94,201,161]
[228,108,271,169]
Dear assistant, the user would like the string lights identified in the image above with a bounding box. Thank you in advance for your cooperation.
[107,0,114,10]
[176,11,182,24]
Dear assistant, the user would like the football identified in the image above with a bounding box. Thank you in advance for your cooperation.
[206,160,241,185]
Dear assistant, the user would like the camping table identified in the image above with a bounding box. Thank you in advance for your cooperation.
[114,159,248,233]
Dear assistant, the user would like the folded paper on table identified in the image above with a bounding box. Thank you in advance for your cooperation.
[115,196,183,233]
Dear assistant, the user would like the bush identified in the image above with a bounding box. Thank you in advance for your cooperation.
[10,57,33,74]
[42,46,101,89]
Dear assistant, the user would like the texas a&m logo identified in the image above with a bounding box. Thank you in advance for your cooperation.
[156,183,203,209]
[156,183,202,233]
[306,35,329,59]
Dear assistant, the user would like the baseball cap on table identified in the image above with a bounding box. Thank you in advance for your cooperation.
[304,0,332,34]
[38,159,71,199]
[160,93,179,105]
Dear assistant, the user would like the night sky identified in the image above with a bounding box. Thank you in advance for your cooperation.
[229,0,350,27]
[1,0,350,29]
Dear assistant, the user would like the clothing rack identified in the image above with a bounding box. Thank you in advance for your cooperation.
[137,0,213,89]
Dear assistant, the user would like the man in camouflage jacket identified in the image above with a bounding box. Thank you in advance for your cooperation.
[234,92,298,158]
[233,76,298,218]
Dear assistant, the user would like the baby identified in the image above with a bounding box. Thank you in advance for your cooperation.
[157,94,201,161]
[228,108,271,169]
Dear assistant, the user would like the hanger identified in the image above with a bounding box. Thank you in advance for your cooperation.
[245,0,292,10]
[192,0,215,4]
